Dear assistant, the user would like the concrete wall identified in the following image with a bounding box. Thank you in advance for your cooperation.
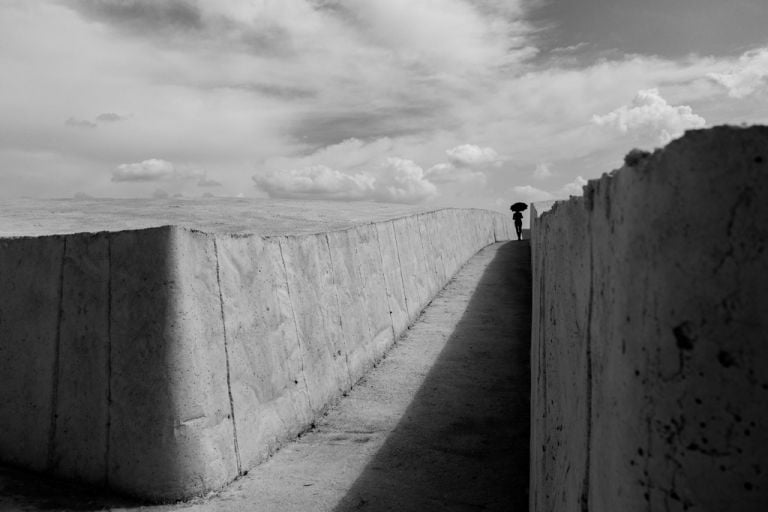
[0,208,514,501]
[530,126,768,511]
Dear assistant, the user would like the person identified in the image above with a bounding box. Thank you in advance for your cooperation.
[512,210,523,240]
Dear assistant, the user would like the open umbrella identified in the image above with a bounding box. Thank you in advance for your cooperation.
[510,202,528,212]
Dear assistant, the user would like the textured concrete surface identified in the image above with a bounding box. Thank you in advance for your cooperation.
[530,126,768,511]
[0,206,514,501]
[0,240,530,512]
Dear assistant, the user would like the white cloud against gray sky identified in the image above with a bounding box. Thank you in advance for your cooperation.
[0,0,767,205]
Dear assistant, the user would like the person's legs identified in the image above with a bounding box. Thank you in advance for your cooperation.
[514,222,522,240]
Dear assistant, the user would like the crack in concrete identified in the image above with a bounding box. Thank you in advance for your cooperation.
[373,224,398,347]
[47,237,67,472]
[390,221,410,319]
[324,233,352,386]
[213,236,242,475]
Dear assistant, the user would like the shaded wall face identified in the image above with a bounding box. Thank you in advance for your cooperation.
[530,126,768,512]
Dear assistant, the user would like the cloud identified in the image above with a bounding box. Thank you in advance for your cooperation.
[152,188,169,199]
[533,162,552,179]
[511,175,588,204]
[591,88,706,145]
[65,117,96,128]
[96,112,128,122]
[253,165,376,201]
[112,158,175,182]
[376,157,437,203]
[708,47,768,98]
[512,185,554,203]
[252,157,437,204]
[446,144,500,166]
[559,175,588,197]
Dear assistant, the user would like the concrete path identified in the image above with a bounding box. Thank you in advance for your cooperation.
[0,241,531,512]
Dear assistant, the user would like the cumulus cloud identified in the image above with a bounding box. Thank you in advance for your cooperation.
[533,162,552,179]
[65,117,96,128]
[376,157,438,203]
[708,47,768,98]
[591,88,706,145]
[112,159,176,182]
[252,157,437,204]
[446,144,500,166]
[253,165,376,201]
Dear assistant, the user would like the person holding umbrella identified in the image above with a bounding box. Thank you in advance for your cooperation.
[510,202,527,240]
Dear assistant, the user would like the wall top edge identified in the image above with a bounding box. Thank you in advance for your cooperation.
[0,207,511,241]
[532,124,768,223]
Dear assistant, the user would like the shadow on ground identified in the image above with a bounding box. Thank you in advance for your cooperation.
[333,241,531,512]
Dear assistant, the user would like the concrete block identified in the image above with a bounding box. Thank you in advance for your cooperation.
[215,234,311,470]
[375,221,409,337]
[531,126,768,511]
[52,232,110,484]
[108,227,237,500]
[0,235,65,471]
[279,234,349,413]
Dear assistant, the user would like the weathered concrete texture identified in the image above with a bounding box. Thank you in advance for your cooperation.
[0,208,514,501]
[530,126,768,511]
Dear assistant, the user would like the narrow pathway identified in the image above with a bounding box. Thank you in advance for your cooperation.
[0,241,531,512]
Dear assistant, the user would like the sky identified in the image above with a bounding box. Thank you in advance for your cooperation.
[1,0,767,210]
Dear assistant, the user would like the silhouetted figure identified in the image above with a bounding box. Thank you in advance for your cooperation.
[510,202,527,241]
[513,211,523,240]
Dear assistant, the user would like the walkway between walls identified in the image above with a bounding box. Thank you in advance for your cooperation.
[0,241,532,512]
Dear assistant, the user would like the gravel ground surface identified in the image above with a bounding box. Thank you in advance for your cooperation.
[0,240,531,512]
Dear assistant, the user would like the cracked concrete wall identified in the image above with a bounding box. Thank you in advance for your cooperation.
[530,126,768,512]
[0,208,513,501]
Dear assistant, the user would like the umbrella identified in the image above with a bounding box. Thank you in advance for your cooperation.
[510,202,528,212]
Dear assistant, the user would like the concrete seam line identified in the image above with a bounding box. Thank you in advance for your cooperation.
[373,224,398,345]
[424,212,446,287]
[213,236,242,475]
[324,233,352,386]
[105,236,112,486]
[278,237,313,411]
[580,206,595,512]
[390,220,410,319]
[47,236,67,471]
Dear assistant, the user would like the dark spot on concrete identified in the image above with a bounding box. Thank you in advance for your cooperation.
[699,421,707,428]
[720,465,727,472]
[686,443,699,451]
[637,448,644,456]
[745,482,753,491]
[755,156,764,164]
[702,437,708,444]
[294,380,299,385]
[734,413,742,422]
[673,322,696,350]
[745,429,751,436]
[643,492,650,501]
[670,490,680,501]
[629,459,635,466]
[635,370,640,377]
[695,398,702,405]
[718,350,735,368]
